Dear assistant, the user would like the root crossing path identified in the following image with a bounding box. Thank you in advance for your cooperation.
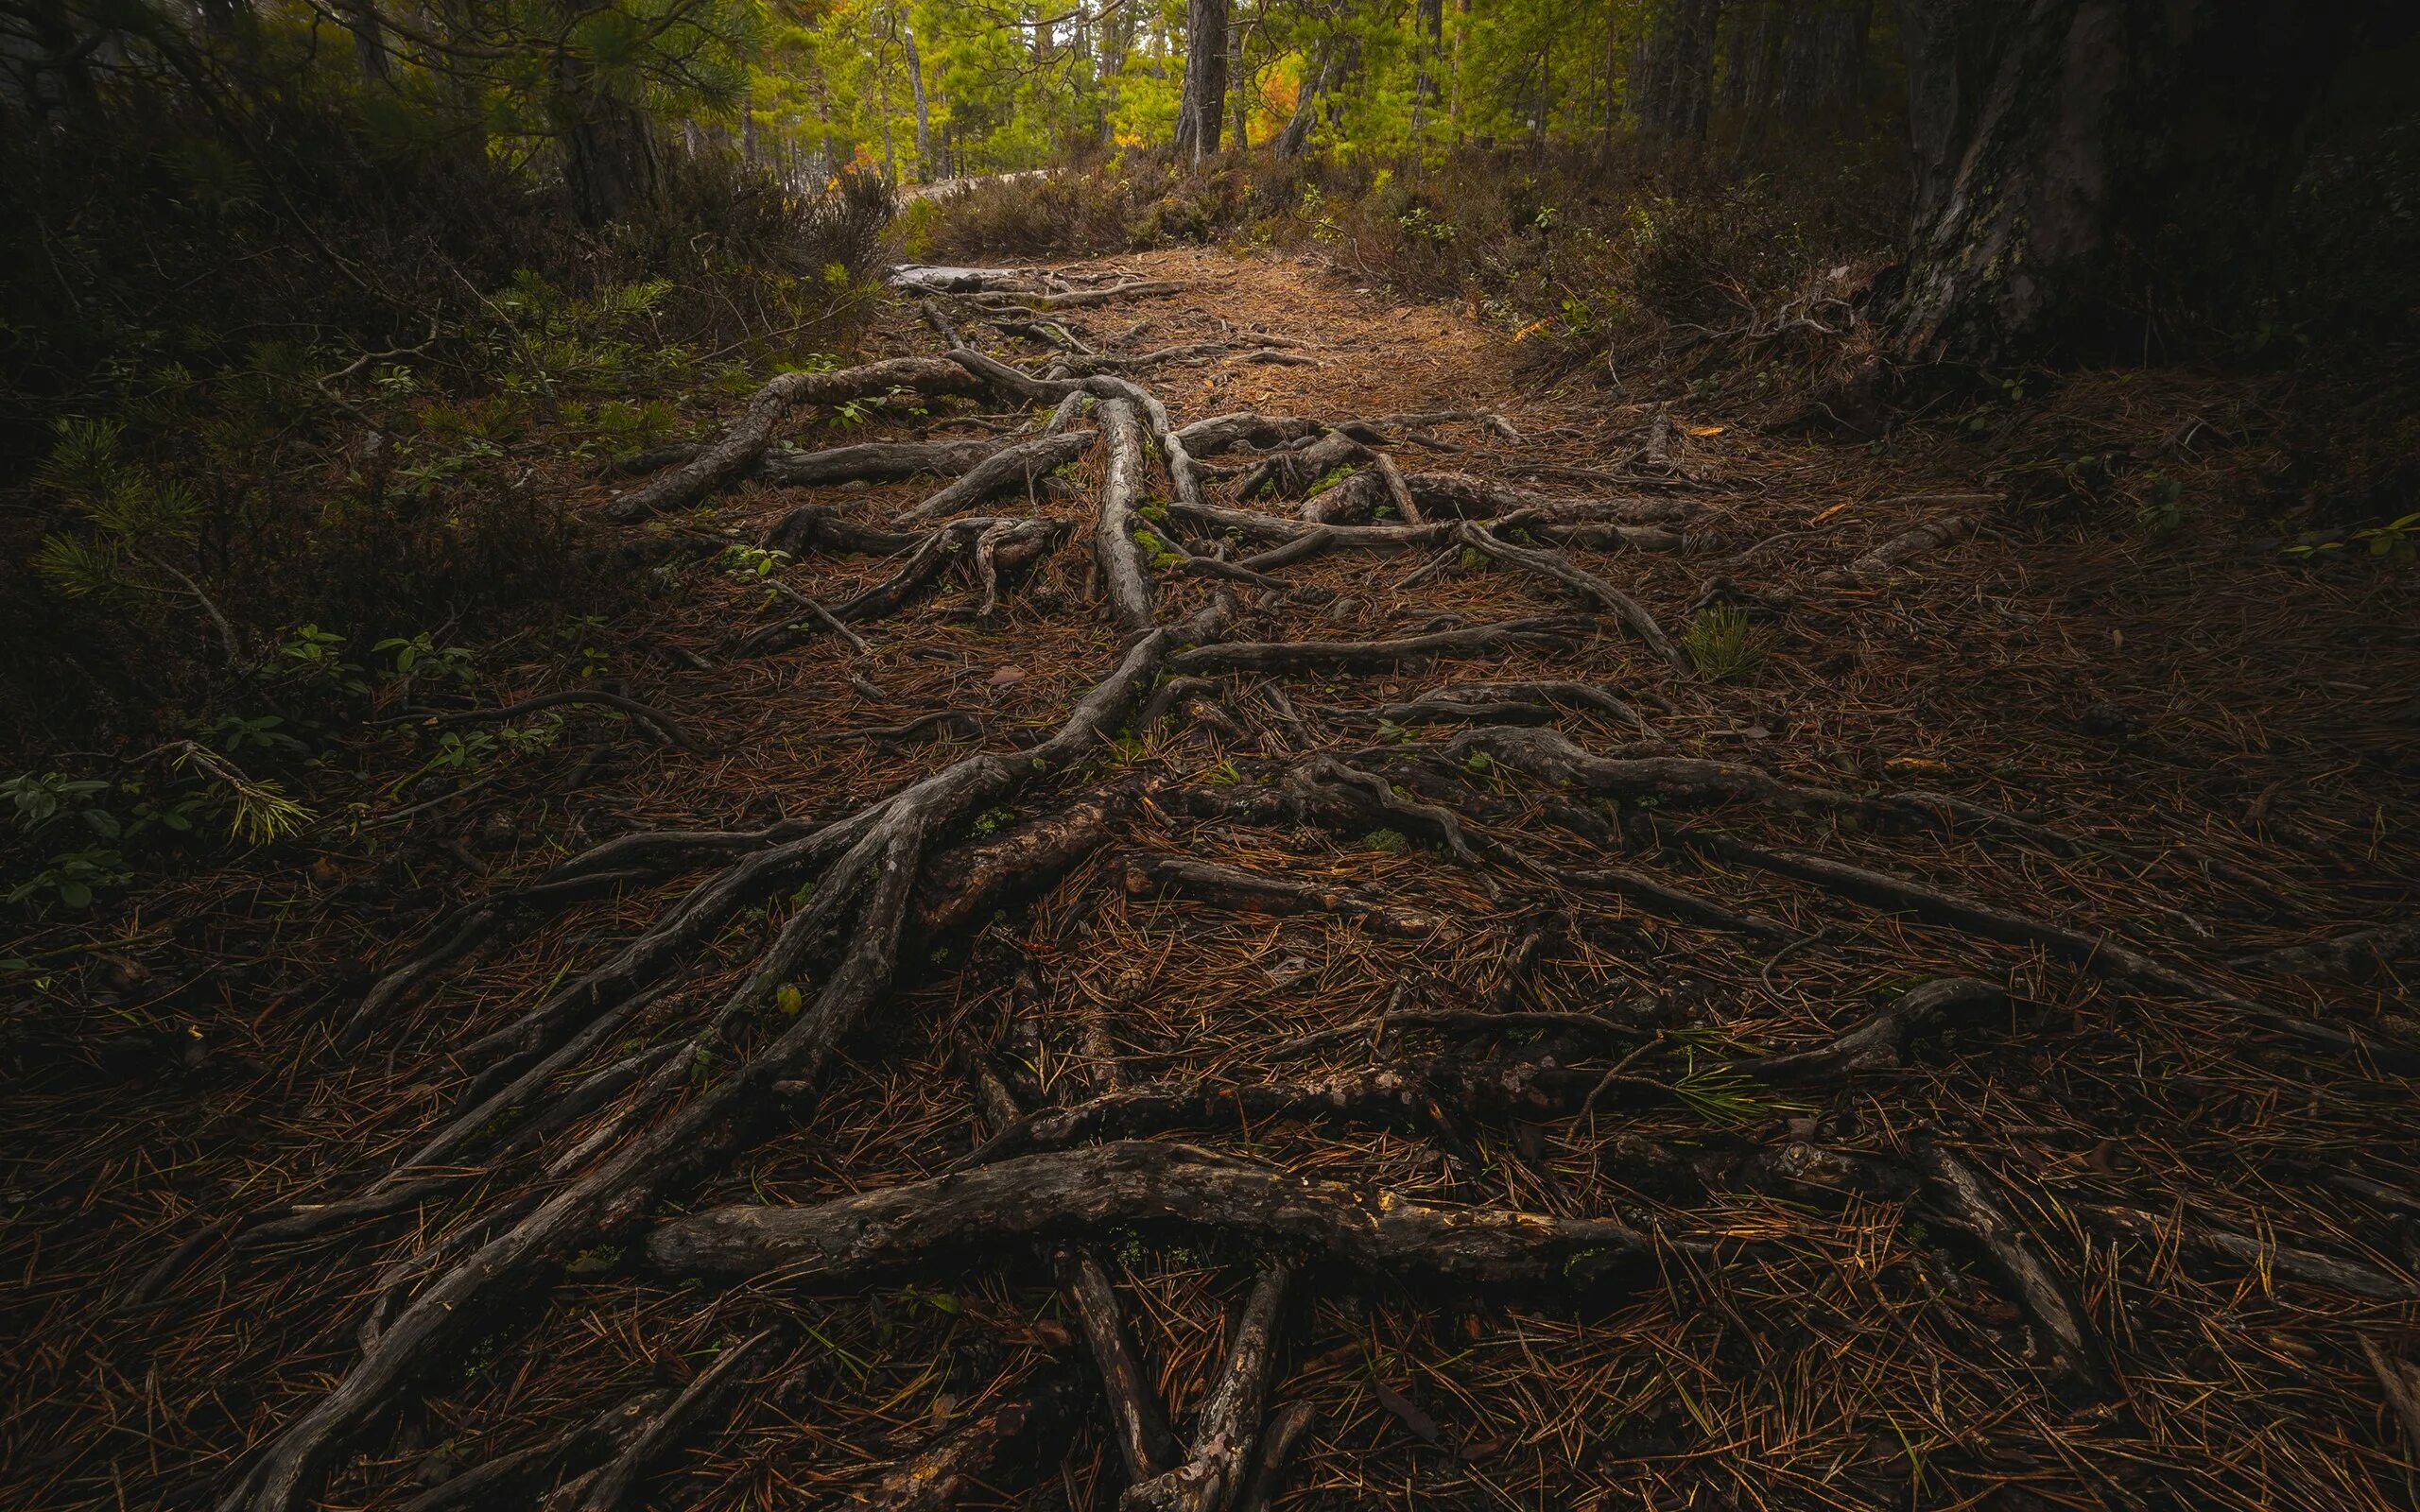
[14,249,2420,1512]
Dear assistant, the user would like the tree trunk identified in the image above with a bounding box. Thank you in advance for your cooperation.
[815,73,838,176]
[877,52,898,183]
[1412,0,1443,136]
[1228,10,1249,149]
[1172,0,1227,160]
[340,0,391,82]
[552,46,660,227]
[1720,2,1781,116]
[1776,0,1868,116]
[904,22,933,179]
[1274,50,1328,159]
[1890,0,2406,362]
[1634,0,1720,140]
[1098,0,1130,142]
[1449,0,1469,136]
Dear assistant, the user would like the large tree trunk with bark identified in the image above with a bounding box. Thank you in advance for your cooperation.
[1172,0,1228,160]
[1274,50,1329,160]
[551,47,661,227]
[1890,0,2411,362]
[340,0,391,82]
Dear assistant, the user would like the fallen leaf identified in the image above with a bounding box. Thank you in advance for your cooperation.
[1684,423,1724,437]
[1884,756,1952,773]
[987,666,1026,688]
[1368,1378,1442,1443]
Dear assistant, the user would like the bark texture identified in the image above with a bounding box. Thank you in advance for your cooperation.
[1173,0,1230,160]
[1891,0,2412,360]
[646,1142,1657,1289]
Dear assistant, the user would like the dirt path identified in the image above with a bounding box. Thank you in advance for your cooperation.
[7,249,2418,1512]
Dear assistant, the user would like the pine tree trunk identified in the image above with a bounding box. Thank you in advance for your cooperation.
[1635,0,1720,141]
[1173,0,1227,160]
[340,0,391,82]
[1889,0,2400,361]
[1228,13,1249,149]
[1449,0,1469,136]
[1412,0,1443,136]
[1275,50,1327,159]
[904,23,933,179]
[1098,0,1129,143]
[551,45,660,227]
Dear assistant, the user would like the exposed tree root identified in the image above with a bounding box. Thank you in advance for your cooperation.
[756,435,999,488]
[1235,430,1374,501]
[1121,1263,1289,1512]
[1816,510,1983,586]
[762,503,927,557]
[911,782,1156,942]
[1374,409,1522,441]
[602,358,989,523]
[1047,335,1304,378]
[1374,679,1651,735]
[846,1361,1090,1512]
[1680,826,2411,1065]
[396,1391,670,1512]
[155,271,2412,1512]
[1233,1400,1319,1512]
[743,515,1066,655]
[964,278,1189,312]
[1094,398,1158,631]
[644,1142,1663,1289]
[558,1326,780,1512]
[1748,977,2008,1082]
[218,618,1212,1512]
[378,688,692,747]
[1438,726,1925,827]
[1454,521,1688,671]
[888,265,1053,295]
[1910,1141,2116,1404]
[1120,851,1448,938]
[893,429,1098,524]
[1172,411,1327,456]
[333,866,656,1044]
[1554,865,1798,941]
[2230,919,2420,982]
[1406,471,1702,524]
[2362,1340,2420,1457]
[1167,616,1594,676]
[2076,1204,2414,1300]
[1060,1247,1182,1482]
[961,978,2004,1166]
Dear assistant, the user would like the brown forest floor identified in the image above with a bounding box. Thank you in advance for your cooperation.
[6,245,2420,1512]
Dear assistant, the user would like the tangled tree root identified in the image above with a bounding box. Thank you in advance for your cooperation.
[202,265,2417,1512]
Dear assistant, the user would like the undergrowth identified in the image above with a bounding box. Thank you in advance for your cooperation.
[911,136,1907,389]
[1,97,896,917]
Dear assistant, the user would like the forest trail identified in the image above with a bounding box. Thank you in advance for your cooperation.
[10,248,2420,1512]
